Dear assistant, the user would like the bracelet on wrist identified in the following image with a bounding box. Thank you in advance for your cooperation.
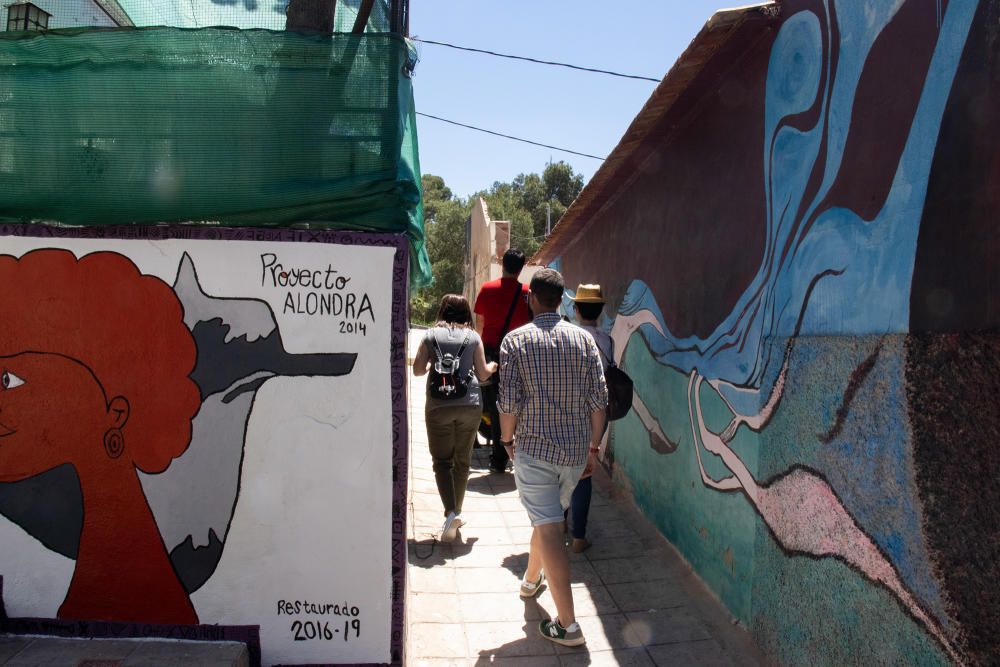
[501,439,515,447]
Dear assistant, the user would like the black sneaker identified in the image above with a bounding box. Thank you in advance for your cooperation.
[539,619,585,647]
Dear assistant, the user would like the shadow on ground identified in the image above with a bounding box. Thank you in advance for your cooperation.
[407,536,480,568]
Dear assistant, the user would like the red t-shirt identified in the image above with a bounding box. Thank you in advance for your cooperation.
[474,277,531,348]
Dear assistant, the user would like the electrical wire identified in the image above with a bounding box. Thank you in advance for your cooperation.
[412,37,662,83]
[416,112,605,161]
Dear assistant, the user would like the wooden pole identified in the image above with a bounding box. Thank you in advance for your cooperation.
[352,0,376,33]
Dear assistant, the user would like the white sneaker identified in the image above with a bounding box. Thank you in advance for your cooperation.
[519,570,545,599]
[441,512,460,542]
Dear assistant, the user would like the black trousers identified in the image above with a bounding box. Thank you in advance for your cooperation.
[483,345,508,472]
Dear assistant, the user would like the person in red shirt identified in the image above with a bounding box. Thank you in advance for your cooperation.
[474,248,532,472]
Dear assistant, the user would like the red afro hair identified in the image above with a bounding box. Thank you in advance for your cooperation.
[0,249,200,473]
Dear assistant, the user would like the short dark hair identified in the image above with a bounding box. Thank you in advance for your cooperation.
[530,269,564,309]
[436,294,472,325]
[574,301,605,321]
[502,248,526,275]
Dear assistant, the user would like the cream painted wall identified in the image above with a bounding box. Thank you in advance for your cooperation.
[464,197,506,307]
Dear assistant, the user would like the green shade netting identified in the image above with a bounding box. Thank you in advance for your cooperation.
[119,0,391,33]
[0,27,430,288]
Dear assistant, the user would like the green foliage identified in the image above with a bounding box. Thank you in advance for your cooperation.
[479,161,584,252]
[410,174,469,324]
[409,162,585,325]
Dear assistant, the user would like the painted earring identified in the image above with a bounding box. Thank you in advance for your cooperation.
[104,428,125,459]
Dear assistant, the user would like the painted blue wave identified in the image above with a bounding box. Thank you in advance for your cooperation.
[617,0,978,397]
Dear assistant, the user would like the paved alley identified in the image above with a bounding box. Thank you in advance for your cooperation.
[405,330,768,666]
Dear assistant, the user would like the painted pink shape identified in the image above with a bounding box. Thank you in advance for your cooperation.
[689,373,962,664]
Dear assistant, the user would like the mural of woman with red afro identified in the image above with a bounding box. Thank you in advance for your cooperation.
[0,248,201,624]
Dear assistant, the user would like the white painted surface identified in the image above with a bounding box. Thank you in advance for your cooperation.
[0,236,396,665]
[0,518,74,617]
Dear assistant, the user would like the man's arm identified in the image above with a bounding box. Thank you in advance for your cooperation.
[473,288,487,336]
[584,337,609,462]
[589,409,605,449]
[497,336,522,457]
[412,336,430,377]
[499,412,518,460]
[583,407,605,474]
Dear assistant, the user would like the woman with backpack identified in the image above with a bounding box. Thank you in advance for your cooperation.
[413,294,497,542]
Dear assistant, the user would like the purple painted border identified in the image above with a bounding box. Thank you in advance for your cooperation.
[0,223,410,667]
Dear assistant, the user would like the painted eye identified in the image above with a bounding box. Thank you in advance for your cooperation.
[1,371,24,390]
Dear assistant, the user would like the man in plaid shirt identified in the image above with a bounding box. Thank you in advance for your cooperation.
[498,268,608,647]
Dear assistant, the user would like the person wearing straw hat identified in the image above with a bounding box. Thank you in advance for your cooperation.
[566,284,613,553]
[571,284,613,369]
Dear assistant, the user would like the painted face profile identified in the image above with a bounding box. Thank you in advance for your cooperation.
[0,248,201,624]
[0,353,130,482]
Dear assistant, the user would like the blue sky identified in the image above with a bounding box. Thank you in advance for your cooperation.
[410,1,731,198]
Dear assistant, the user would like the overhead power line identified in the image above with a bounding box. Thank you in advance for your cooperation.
[416,112,605,161]
[412,37,662,83]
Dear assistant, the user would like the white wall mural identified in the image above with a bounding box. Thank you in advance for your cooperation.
[0,226,405,666]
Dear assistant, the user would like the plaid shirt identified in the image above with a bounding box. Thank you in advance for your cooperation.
[498,312,608,466]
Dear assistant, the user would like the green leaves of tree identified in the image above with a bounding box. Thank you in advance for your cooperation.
[410,162,584,324]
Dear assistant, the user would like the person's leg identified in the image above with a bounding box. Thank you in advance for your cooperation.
[484,383,508,472]
[451,406,480,514]
[569,477,592,543]
[524,526,544,583]
[516,454,555,586]
[515,455,580,626]
[425,406,458,516]
[536,521,575,626]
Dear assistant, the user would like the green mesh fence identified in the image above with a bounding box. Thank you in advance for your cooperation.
[119,0,392,33]
[0,6,429,287]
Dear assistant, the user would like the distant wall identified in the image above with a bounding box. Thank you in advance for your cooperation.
[464,198,506,306]
[550,0,998,664]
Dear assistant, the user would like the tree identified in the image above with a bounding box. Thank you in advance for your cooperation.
[479,161,585,248]
[543,161,585,208]
[410,174,470,323]
[410,163,586,325]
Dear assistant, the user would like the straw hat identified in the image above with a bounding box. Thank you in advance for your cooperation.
[572,284,605,304]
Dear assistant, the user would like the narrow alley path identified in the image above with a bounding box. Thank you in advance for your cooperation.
[405,329,768,666]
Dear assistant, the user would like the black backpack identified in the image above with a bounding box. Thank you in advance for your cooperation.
[605,362,634,421]
[427,329,475,400]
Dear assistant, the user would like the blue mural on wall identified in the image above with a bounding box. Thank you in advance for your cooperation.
[594,1,980,663]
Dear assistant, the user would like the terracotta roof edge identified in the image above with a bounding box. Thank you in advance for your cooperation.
[531,1,779,265]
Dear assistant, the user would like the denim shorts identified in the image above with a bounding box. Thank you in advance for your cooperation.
[514,452,586,526]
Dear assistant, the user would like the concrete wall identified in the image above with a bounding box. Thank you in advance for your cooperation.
[463,197,506,306]
[548,0,998,664]
[0,226,408,666]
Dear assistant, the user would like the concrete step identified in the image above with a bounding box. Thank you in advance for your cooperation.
[0,634,249,666]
